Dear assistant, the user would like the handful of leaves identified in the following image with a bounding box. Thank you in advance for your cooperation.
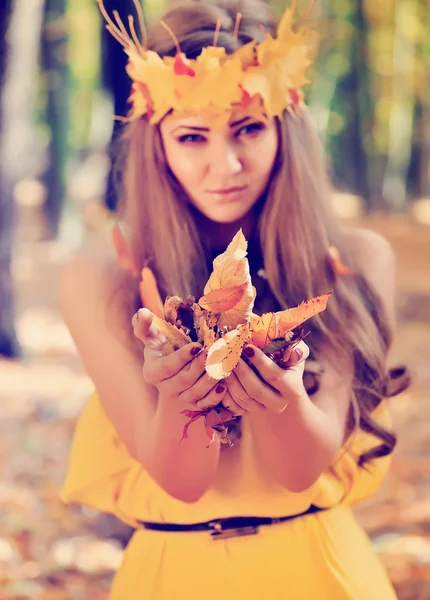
[136,230,332,444]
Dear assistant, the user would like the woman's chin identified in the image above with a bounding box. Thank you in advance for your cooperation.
[198,205,256,225]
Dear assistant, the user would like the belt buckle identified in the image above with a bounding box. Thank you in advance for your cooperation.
[209,520,259,540]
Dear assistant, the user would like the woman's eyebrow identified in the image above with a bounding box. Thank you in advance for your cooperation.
[171,125,209,133]
[230,116,253,128]
[170,115,253,135]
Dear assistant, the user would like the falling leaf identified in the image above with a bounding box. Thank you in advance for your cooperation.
[205,324,251,380]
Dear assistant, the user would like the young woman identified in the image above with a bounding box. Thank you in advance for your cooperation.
[60,1,407,598]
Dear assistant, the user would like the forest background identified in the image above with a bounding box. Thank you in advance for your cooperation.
[0,1,429,598]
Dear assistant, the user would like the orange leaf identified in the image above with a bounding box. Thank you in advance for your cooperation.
[250,292,333,348]
[204,230,255,328]
[249,312,278,348]
[112,223,138,276]
[328,246,354,276]
[139,267,164,318]
[205,324,250,380]
[198,283,248,313]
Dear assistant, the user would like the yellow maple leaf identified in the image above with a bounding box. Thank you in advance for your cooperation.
[205,324,251,380]
[202,230,256,328]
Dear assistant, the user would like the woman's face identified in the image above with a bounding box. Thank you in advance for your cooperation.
[160,110,279,224]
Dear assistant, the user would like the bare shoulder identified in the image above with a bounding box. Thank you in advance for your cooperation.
[344,226,397,328]
[344,227,395,286]
[59,251,134,328]
[345,227,395,269]
[59,251,126,299]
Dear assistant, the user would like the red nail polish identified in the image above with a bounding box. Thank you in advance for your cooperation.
[190,346,201,356]
[216,384,225,394]
[243,346,255,358]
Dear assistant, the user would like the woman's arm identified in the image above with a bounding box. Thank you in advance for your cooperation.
[231,228,397,492]
[229,346,351,492]
[59,255,221,503]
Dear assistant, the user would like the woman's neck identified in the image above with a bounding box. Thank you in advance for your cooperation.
[193,209,259,254]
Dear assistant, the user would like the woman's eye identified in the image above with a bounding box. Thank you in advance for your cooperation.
[237,123,265,137]
[178,134,206,144]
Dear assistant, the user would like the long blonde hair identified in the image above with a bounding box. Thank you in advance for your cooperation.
[114,0,396,466]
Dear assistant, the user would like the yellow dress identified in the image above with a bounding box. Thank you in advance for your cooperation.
[62,393,397,599]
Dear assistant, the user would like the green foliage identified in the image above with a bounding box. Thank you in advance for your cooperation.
[39,0,429,210]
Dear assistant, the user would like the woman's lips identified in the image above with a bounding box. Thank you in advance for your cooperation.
[208,186,248,201]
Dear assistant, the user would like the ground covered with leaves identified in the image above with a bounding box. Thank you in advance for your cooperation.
[0,213,429,599]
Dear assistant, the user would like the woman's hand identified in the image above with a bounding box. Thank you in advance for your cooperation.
[132,308,245,414]
[225,341,310,414]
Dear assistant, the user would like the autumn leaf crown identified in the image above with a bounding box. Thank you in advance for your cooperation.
[97,0,316,128]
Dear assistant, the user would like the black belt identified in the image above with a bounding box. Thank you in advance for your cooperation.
[138,504,326,540]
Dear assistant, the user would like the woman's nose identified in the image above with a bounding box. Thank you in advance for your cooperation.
[209,142,242,177]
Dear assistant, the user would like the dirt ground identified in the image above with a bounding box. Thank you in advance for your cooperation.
[0,208,429,599]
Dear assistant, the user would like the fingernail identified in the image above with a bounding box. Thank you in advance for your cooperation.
[295,347,303,360]
[216,384,225,394]
[190,346,202,356]
[135,310,140,321]
[243,346,255,358]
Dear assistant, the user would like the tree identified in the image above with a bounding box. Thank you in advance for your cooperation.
[0,0,18,358]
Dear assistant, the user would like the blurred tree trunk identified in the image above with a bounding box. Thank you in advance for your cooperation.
[101,0,142,212]
[0,0,45,357]
[0,0,18,357]
[40,0,70,238]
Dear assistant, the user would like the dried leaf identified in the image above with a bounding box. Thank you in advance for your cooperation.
[250,292,333,347]
[328,246,354,276]
[164,296,184,324]
[198,284,248,313]
[199,317,216,348]
[181,405,236,445]
[203,230,255,327]
[150,314,191,355]
[205,324,251,380]
[112,223,138,276]
[139,267,164,318]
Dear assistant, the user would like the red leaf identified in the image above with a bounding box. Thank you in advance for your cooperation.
[180,407,236,443]
[241,88,253,109]
[290,88,300,106]
[180,410,206,441]
[174,53,196,77]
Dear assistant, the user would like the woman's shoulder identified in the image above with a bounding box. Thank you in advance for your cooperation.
[343,226,395,283]
[342,226,396,327]
[58,250,135,329]
[343,226,395,270]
